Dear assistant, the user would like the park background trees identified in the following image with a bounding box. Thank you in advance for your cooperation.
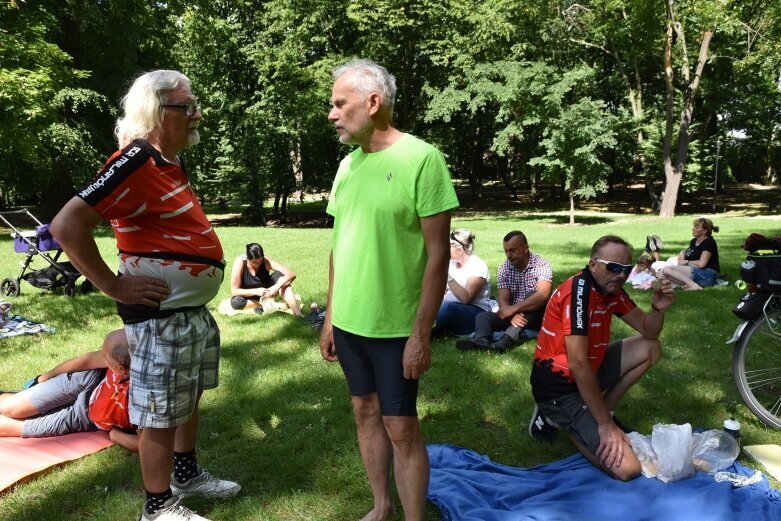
[1,0,779,221]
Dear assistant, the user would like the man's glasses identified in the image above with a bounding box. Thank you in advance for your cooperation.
[161,103,199,117]
[594,258,633,275]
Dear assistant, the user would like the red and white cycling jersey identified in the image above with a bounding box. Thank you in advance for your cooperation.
[78,139,224,322]
[531,268,636,401]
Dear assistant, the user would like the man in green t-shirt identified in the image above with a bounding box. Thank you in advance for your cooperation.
[320,58,459,521]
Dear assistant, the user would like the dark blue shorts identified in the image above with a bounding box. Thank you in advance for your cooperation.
[333,326,419,417]
[691,266,718,287]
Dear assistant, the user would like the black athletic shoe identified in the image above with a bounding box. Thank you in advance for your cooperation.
[491,335,516,353]
[528,404,558,442]
[253,307,264,315]
[455,338,490,351]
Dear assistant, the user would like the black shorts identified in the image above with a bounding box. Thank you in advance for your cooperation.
[538,340,623,455]
[333,326,419,417]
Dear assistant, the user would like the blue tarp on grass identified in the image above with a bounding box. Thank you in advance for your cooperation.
[427,443,781,521]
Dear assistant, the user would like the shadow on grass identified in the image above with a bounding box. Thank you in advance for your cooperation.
[456,212,617,226]
[2,222,778,519]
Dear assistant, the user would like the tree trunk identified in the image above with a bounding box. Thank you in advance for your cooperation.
[659,21,678,217]
[659,0,714,217]
[569,191,575,225]
[291,141,304,202]
[500,151,519,201]
[468,126,483,202]
[764,125,779,185]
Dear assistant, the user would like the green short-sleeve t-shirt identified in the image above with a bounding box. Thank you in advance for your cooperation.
[326,133,459,337]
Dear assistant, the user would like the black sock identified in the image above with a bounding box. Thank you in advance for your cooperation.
[173,449,199,484]
[145,488,173,515]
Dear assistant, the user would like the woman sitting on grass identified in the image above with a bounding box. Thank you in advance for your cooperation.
[432,228,492,336]
[659,217,720,291]
[230,242,302,316]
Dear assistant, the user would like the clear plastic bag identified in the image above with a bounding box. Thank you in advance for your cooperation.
[691,429,739,473]
[713,470,762,487]
[627,432,658,478]
[652,423,695,483]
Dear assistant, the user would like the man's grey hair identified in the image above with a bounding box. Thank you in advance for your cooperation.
[333,58,396,117]
[114,70,192,147]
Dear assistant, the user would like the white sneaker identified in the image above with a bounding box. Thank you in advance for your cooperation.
[170,467,241,499]
[139,496,211,520]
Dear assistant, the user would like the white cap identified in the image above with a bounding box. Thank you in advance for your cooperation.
[724,418,741,431]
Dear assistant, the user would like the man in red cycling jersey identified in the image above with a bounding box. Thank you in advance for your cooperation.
[529,235,674,481]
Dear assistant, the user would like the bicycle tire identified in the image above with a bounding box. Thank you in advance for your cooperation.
[733,309,781,429]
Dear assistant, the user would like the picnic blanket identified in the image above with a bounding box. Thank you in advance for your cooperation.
[0,431,113,493]
[0,315,55,339]
[427,443,781,521]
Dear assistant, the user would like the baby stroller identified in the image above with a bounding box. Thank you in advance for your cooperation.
[0,209,93,298]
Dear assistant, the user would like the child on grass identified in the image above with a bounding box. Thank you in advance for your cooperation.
[629,254,658,290]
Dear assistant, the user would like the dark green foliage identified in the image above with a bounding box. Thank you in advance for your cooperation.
[0,0,780,216]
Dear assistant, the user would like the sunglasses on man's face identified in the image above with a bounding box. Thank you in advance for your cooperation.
[594,258,633,275]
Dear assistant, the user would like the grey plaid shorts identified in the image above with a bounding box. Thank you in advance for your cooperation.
[125,307,220,429]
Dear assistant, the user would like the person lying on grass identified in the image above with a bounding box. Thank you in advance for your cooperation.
[0,329,138,452]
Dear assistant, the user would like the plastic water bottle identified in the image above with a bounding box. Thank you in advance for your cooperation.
[723,418,741,445]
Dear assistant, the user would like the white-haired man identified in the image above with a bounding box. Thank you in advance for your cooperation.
[51,70,238,521]
[320,59,458,521]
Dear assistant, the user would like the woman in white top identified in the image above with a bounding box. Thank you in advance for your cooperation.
[432,228,492,336]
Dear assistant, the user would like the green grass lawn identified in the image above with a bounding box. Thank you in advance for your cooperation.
[1,211,780,520]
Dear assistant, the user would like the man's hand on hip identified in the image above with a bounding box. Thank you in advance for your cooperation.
[107,275,169,307]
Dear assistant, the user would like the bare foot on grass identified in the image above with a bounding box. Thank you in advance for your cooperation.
[359,505,397,521]
[684,284,703,291]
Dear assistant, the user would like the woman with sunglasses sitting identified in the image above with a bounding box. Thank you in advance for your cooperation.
[658,218,720,291]
[432,229,492,336]
[230,242,303,315]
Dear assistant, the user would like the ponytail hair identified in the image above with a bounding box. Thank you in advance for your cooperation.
[694,218,719,236]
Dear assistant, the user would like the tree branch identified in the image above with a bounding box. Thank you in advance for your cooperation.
[568,38,611,55]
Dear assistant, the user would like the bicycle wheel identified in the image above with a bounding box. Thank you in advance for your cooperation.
[733,309,781,429]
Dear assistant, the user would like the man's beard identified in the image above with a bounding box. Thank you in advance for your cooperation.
[188,129,200,145]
